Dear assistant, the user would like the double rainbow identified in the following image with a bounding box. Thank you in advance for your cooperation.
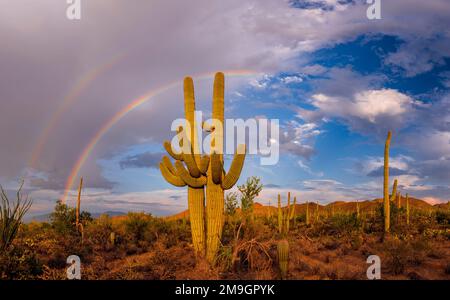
[28,54,124,169]
[61,70,260,204]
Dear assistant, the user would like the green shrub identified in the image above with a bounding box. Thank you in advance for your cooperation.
[434,210,450,225]
[50,200,92,236]
[124,212,152,242]
[86,214,114,250]
[329,213,361,233]
[0,245,43,279]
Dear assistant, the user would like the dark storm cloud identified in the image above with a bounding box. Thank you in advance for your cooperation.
[119,152,164,169]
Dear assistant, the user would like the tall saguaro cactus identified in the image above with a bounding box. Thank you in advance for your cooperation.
[383,131,392,233]
[159,73,246,264]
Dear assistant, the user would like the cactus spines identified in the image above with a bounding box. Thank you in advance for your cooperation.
[160,73,246,264]
[76,177,84,242]
[397,192,401,208]
[277,239,289,279]
[384,131,392,233]
[406,193,410,225]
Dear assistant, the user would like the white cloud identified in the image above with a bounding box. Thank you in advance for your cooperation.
[282,75,303,84]
[297,160,324,177]
[279,120,322,158]
[361,155,414,175]
[310,89,414,124]
[302,179,341,189]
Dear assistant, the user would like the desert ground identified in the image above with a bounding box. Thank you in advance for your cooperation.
[2,198,449,280]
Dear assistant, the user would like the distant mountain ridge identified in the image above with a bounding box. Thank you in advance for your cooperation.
[24,211,127,223]
[166,197,450,220]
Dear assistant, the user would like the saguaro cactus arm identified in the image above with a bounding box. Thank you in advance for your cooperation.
[160,162,186,187]
[182,150,202,178]
[162,156,178,175]
[163,140,183,161]
[199,155,210,175]
[175,161,207,188]
[210,151,223,185]
[221,144,247,190]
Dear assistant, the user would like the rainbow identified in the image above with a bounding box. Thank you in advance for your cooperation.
[28,54,124,169]
[61,70,261,204]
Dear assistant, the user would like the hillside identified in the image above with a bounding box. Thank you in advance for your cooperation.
[166,197,446,220]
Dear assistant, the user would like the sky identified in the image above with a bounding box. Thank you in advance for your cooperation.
[0,0,449,217]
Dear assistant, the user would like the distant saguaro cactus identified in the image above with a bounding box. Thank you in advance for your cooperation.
[306,201,310,225]
[406,193,410,226]
[315,201,319,223]
[356,201,360,219]
[276,192,295,279]
[291,196,297,227]
[110,232,116,246]
[76,177,84,242]
[277,192,295,235]
[383,131,392,233]
[277,195,283,234]
[390,179,398,202]
[159,73,246,264]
